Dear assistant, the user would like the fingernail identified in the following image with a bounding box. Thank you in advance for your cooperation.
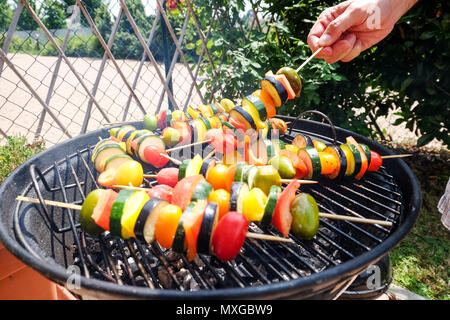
[319,34,332,46]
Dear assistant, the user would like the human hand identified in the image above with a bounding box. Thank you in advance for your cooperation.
[307,0,418,63]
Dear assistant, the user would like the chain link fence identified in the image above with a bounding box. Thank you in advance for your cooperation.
[1,0,264,146]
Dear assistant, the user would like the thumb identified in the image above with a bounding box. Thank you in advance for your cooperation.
[318,10,357,47]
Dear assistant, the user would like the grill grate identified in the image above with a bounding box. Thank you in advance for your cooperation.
[12,123,404,296]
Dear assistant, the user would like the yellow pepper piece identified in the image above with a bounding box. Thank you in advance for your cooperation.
[193,119,207,143]
[186,154,203,177]
[121,190,150,239]
[242,187,268,222]
[198,104,214,118]
[187,106,200,119]
[242,102,266,130]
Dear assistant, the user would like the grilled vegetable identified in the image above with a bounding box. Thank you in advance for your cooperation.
[229,106,257,131]
[121,190,150,239]
[229,181,250,213]
[269,155,296,179]
[347,136,369,180]
[272,180,300,237]
[183,200,208,261]
[212,211,249,261]
[147,184,173,203]
[318,151,339,176]
[261,76,288,107]
[253,89,276,119]
[191,180,214,202]
[368,150,382,172]
[172,175,205,211]
[298,146,321,179]
[323,144,347,180]
[197,202,219,255]
[155,204,183,249]
[80,189,108,236]
[290,193,319,239]
[156,167,179,187]
[251,165,281,195]
[206,163,229,190]
[340,143,361,177]
[109,189,134,237]
[274,74,295,100]
[172,202,194,253]
[115,160,144,188]
[276,67,302,98]
[260,185,280,228]
[292,133,314,150]
[134,198,169,243]
[242,187,268,222]
[208,189,230,221]
[279,149,309,179]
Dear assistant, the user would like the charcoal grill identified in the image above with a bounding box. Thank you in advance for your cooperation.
[0,115,421,299]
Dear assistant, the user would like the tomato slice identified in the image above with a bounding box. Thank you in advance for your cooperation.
[183,200,208,261]
[157,110,167,129]
[143,146,170,168]
[368,150,383,172]
[91,189,118,231]
[212,211,248,261]
[272,179,300,237]
[171,175,205,211]
[274,75,296,100]
[346,136,368,180]
[147,184,173,202]
[225,164,237,193]
[156,167,179,187]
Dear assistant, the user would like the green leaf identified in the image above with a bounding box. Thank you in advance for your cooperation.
[185,42,195,50]
[417,133,434,147]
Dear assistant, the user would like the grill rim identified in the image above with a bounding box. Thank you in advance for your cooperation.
[0,116,422,299]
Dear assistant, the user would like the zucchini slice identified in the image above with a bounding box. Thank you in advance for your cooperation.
[103,154,133,172]
[229,106,257,131]
[178,159,190,180]
[200,158,216,178]
[292,133,314,149]
[261,76,288,107]
[301,146,321,179]
[234,161,249,182]
[359,143,372,167]
[109,189,134,237]
[230,181,250,213]
[197,202,219,255]
[191,180,214,202]
[263,139,276,159]
[94,144,126,172]
[260,185,281,228]
[135,198,163,242]
[242,94,267,122]
[172,202,195,253]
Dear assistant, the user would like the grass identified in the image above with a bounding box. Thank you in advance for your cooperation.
[0,136,46,185]
[386,141,450,300]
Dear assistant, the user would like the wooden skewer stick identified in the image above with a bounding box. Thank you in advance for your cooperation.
[319,212,392,227]
[159,153,182,166]
[281,179,318,184]
[16,196,83,211]
[103,121,137,126]
[296,47,324,72]
[112,185,151,191]
[143,174,157,179]
[204,149,216,161]
[17,196,393,227]
[381,154,413,159]
[166,139,212,153]
[246,232,294,243]
[15,196,293,243]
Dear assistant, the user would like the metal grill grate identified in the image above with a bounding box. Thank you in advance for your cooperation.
[11,120,406,298]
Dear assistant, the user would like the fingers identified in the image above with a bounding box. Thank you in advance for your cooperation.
[341,38,363,62]
[323,33,357,64]
[318,9,358,47]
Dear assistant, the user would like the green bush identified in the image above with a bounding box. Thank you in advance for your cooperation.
[0,136,45,185]
[195,0,450,147]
